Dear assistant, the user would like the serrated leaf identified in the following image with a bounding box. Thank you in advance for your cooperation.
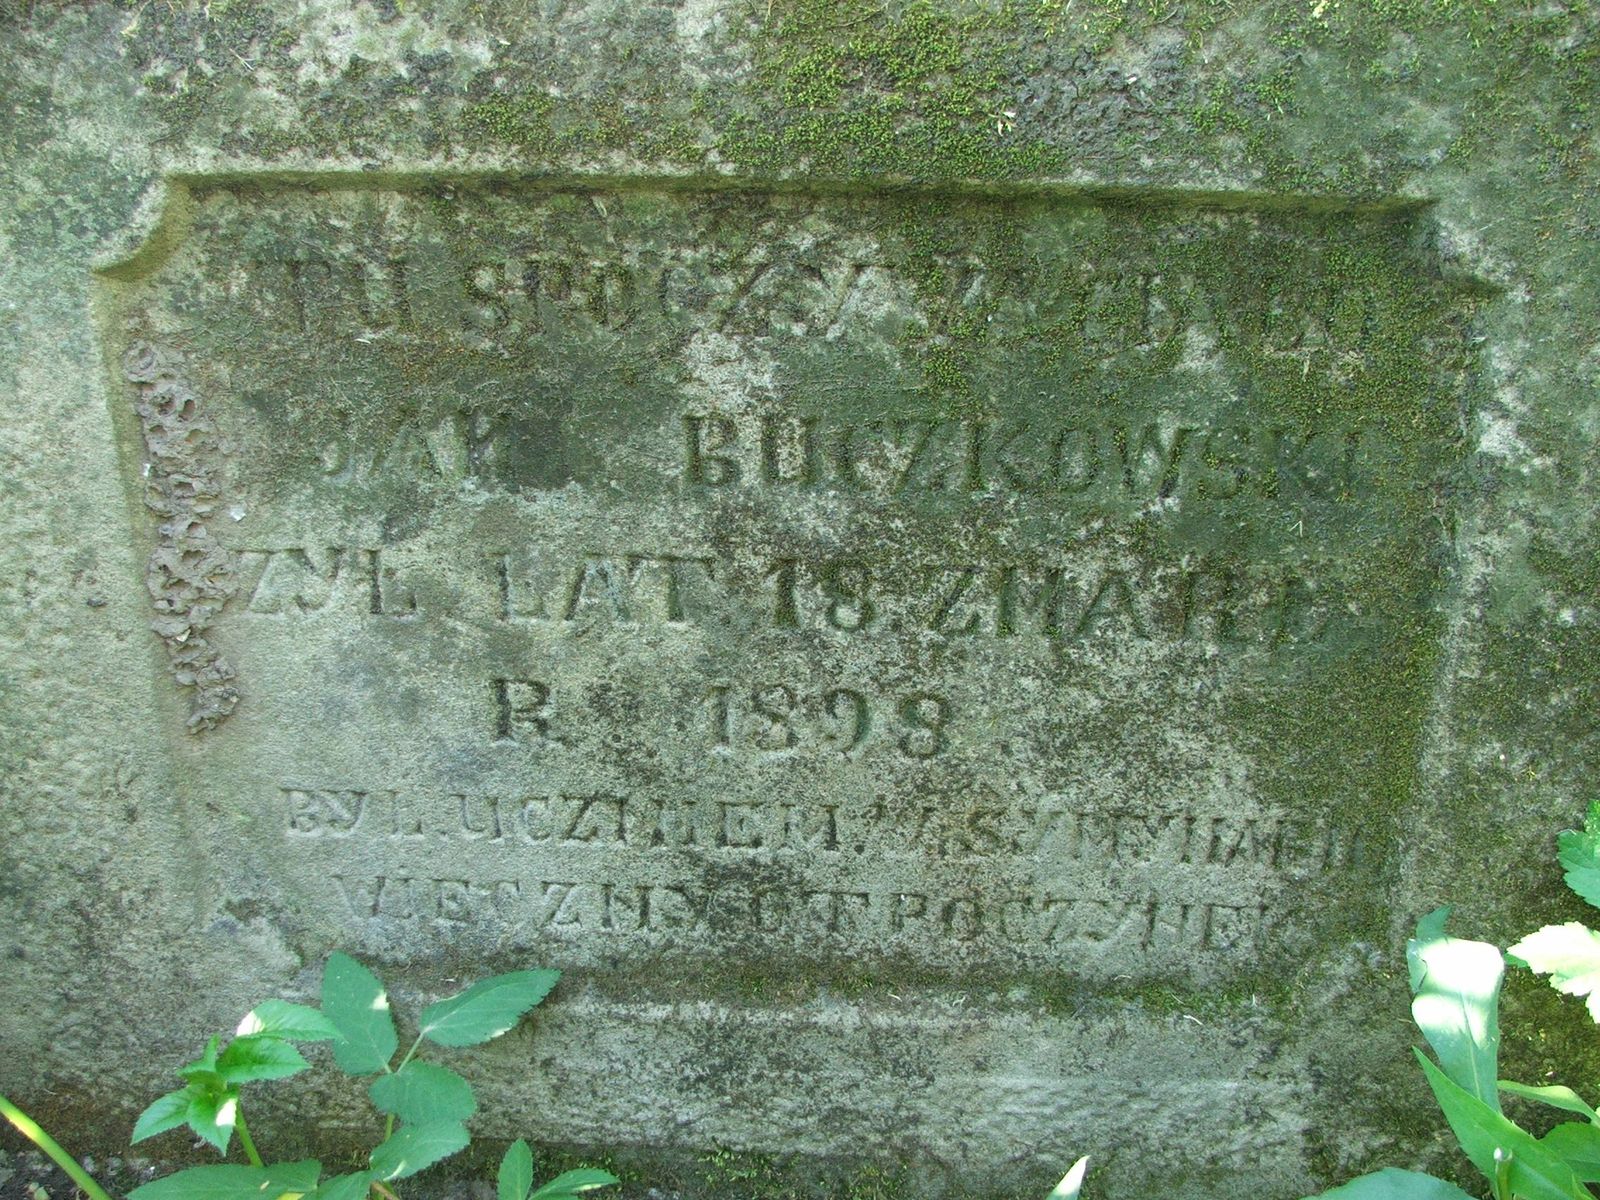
[1558,802,1600,910]
[179,1036,224,1082]
[1047,1157,1089,1200]
[1543,1122,1600,1182]
[418,970,560,1048]
[236,1000,342,1043]
[1415,1050,1591,1200]
[1298,1167,1478,1199]
[368,1063,476,1125]
[1500,1081,1599,1122]
[321,954,397,1074]
[529,1168,618,1199]
[217,1036,309,1085]
[185,1088,239,1155]
[499,1140,534,1200]
[133,1088,196,1144]
[128,1162,320,1200]
[1508,922,1600,1022]
[1407,907,1504,1111]
[368,1121,470,1181]
[305,1173,371,1200]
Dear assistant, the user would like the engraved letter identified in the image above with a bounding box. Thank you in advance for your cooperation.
[494,678,551,741]
[684,415,741,486]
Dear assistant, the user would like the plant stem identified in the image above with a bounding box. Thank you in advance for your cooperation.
[372,1181,402,1200]
[0,1091,119,1200]
[395,1035,425,1074]
[234,1109,265,1168]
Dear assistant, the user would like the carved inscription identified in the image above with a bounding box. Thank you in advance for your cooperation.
[703,684,949,757]
[494,678,950,757]
[260,407,1381,516]
[283,785,1364,870]
[685,413,1366,502]
[284,784,1366,966]
[236,541,1338,650]
[110,181,1473,983]
[235,218,1402,374]
[235,548,416,616]
[490,550,1330,645]
[326,875,1273,959]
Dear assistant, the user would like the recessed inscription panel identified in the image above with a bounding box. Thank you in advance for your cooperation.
[109,182,1472,990]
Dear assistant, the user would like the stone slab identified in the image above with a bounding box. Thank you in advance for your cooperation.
[3,4,1598,1199]
[104,178,1470,990]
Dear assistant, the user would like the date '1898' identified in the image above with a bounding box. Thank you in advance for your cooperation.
[492,678,953,757]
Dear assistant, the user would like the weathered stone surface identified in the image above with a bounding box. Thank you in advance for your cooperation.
[2,4,1598,1199]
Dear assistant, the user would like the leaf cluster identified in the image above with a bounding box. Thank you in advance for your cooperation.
[1305,801,1600,1200]
[128,954,613,1200]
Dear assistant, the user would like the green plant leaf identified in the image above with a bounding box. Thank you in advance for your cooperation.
[235,1000,343,1043]
[179,1037,225,1084]
[1508,922,1600,1021]
[1407,907,1504,1111]
[216,1036,309,1085]
[417,970,560,1048]
[1500,1081,1599,1123]
[498,1140,534,1200]
[263,1162,322,1194]
[132,1088,195,1144]
[1047,1157,1089,1200]
[529,1168,619,1199]
[1558,802,1600,910]
[305,1173,372,1200]
[1414,1050,1590,1200]
[368,1121,470,1181]
[128,1162,320,1200]
[1543,1122,1600,1182]
[1298,1168,1477,1199]
[184,1087,239,1155]
[321,954,397,1075]
[368,1063,477,1125]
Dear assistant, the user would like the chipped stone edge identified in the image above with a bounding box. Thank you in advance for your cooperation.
[122,340,240,733]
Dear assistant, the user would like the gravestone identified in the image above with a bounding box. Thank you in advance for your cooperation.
[3,5,1597,1199]
[109,180,1463,979]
